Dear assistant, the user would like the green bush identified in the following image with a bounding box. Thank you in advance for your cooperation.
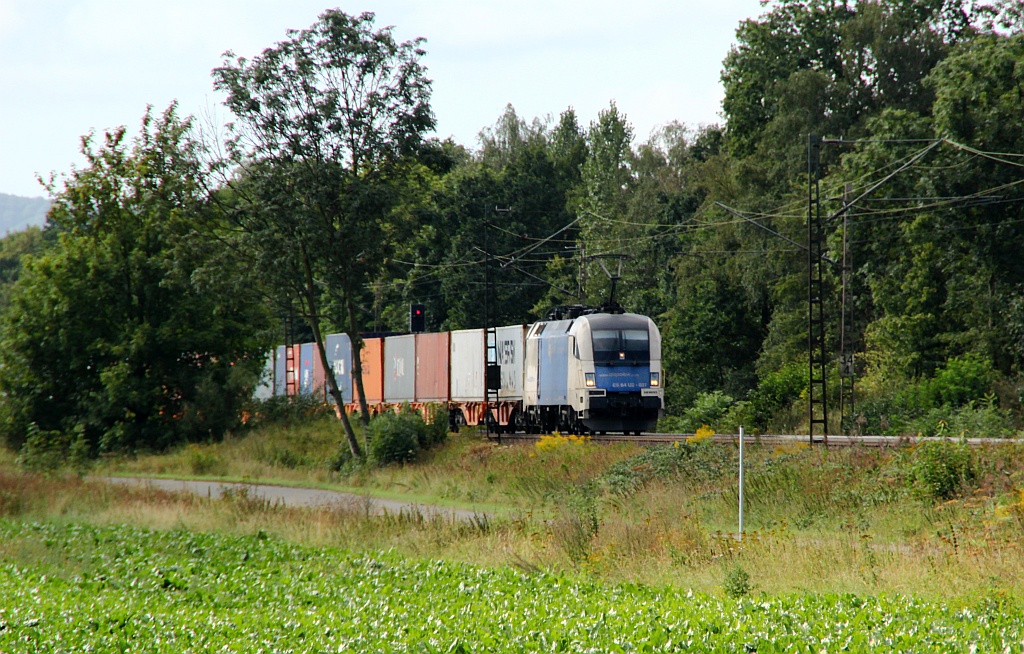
[663,391,735,433]
[186,444,225,476]
[368,411,421,465]
[601,440,731,497]
[906,395,1014,438]
[747,363,808,430]
[245,395,334,428]
[723,565,752,599]
[912,440,976,500]
[16,424,69,473]
[919,353,993,409]
[15,424,91,475]
[854,355,999,436]
[717,400,755,434]
[418,403,449,449]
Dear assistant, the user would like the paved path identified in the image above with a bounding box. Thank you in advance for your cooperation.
[96,477,488,521]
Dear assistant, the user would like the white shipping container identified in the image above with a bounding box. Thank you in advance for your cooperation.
[495,324,529,401]
[450,328,485,402]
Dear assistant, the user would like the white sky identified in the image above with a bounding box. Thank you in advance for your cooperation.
[0,1,764,199]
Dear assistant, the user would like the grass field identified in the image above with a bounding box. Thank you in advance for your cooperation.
[2,520,1023,652]
[6,413,1024,650]
[8,418,1024,601]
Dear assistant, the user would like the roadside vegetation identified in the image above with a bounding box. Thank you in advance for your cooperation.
[7,410,1024,605]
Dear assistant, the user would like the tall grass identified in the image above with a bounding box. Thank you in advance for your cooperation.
[92,414,353,485]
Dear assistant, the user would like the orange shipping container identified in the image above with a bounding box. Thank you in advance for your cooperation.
[415,332,450,403]
[354,337,385,404]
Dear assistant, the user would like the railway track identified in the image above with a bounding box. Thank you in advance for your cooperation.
[486,431,1019,447]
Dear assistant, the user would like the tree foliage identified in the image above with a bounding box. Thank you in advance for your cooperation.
[213,9,435,455]
[0,106,269,455]
[4,1,1024,449]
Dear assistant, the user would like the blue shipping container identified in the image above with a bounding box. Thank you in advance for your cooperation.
[325,333,353,404]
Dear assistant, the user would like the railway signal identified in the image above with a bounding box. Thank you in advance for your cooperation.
[410,304,425,333]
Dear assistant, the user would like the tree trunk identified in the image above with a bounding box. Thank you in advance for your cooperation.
[309,306,362,459]
[348,294,372,427]
[299,249,362,458]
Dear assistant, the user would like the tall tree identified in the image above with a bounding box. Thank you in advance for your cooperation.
[213,9,435,456]
[575,102,636,305]
[0,105,268,455]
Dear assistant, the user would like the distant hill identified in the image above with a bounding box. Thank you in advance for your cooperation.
[0,193,50,233]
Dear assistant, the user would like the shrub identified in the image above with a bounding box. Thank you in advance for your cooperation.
[912,440,976,500]
[919,353,993,409]
[717,400,755,434]
[854,355,999,436]
[600,440,731,496]
[16,423,69,473]
[368,411,421,465]
[723,565,752,599]
[244,395,334,428]
[15,424,91,475]
[655,415,688,434]
[418,403,449,449]
[747,363,808,430]
[905,395,1014,438]
[187,444,225,476]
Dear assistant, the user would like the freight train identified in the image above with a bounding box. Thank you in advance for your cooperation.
[256,309,663,435]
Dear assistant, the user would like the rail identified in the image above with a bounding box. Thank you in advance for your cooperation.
[485,431,1022,447]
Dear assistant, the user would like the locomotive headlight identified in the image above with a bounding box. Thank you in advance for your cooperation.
[585,373,596,387]
[650,372,660,387]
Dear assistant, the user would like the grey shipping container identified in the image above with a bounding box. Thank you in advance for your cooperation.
[384,334,416,402]
[274,345,288,396]
[450,328,485,402]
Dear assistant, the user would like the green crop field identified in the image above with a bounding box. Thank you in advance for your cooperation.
[1,520,1021,653]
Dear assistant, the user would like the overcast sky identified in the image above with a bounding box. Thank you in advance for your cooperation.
[0,0,764,199]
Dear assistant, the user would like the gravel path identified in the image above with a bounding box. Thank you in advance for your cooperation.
[95,477,489,522]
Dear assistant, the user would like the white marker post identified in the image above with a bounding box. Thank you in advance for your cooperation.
[738,425,744,540]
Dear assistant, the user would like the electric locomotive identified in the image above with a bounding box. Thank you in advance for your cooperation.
[523,308,663,435]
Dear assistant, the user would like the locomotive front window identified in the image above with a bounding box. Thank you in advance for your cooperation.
[592,329,649,363]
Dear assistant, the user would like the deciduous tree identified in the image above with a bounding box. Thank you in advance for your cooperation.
[0,105,268,455]
[213,9,435,456]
